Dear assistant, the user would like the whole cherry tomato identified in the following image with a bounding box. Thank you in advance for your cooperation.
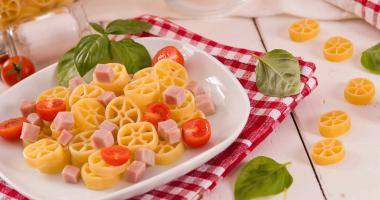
[1,56,35,86]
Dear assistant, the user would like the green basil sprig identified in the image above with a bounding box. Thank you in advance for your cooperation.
[255,49,301,97]
[234,156,293,200]
[56,19,152,86]
[361,43,380,74]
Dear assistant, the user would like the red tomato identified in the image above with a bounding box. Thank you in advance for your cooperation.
[152,46,185,65]
[143,103,171,127]
[101,146,131,166]
[182,118,211,148]
[36,99,66,121]
[1,56,35,86]
[0,117,26,140]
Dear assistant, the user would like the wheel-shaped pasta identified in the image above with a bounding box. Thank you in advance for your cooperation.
[124,75,160,110]
[69,130,96,167]
[117,122,158,152]
[88,150,128,177]
[105,96,141,127]
[0,0,21,22]
[69,84,104,107]
[26,0,56,8]
[154,139,185,165]
[167,89,196,121]
[81,163,120,190]
[133,67,153,80]
[178,110,205,126]
[37,86,69,108]
[16,5,40,22]
[72,98,105,131]
[23,138,67,173]
[153,59,189,91]
[92,63,130,96]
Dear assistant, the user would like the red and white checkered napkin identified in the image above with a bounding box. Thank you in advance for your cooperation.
[0,15,318,200]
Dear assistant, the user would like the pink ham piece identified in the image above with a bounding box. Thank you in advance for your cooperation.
[57,130,73,146]
[97,91,116,106]
[68,76,85,91]
[20,122,40,142]
[157,119,181,144]
[186,81,206,95]
[91,129,114,148]
[26,113,42,126]
[20,100,36,117]
[163,86,185,106]
[53,112,74,131]
[62,165,80,184]
[125,161,146,183]
[99,120,118,134]
[94,64,114,83]
[135,147,155,166]
[195,94,216,116]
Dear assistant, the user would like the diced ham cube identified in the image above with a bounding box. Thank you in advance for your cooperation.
[125,161,146,183]
[163,86,185,106]
[186,81,206,95]
[68,76,85,91]
[20,122,40,142]
[94,64,114,83]
[53,112,74,131]
[26,113,42,126]
[57,130,73,146]
[91,129,114,148]
[99,120,118,134]
[20,100,36,117]
[97,91,116,106]
[195,94,216,116]
[62,165,80,183]
[165,128,181,144]
[135,147,155,166]
[157,119,178,139]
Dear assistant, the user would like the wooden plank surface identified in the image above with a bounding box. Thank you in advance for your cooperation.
[257,15,380,199]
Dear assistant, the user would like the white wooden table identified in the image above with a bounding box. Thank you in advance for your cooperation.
[2,1,380,199]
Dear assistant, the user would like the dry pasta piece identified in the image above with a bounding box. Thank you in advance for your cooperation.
[23,138,68,173]
[56,0,74,6]
[153,59,189,91]
[167,89,196,121]
[311,139,345,165]
[69,84,104,107]
[81,163,120,190]
[154,138,185,165]
[319,110,351,138]
[344,78,375,105]
[105,96,141,127]
[72,98,105,131]
[0,0,21,23]
[37,86,69,108]
[178,110,205,126]
[117,122,158,152]
[92,63,130,96]
[124,75,160,110]
[88,150,129,177]
[288,19,320,42]
[133,67,153,80]
[69,130,97,167]
[323,36,353,62]
[26,0,56,8]
[16,5,40,22]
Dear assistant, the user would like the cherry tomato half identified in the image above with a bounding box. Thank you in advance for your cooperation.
[143,103,171,127]
[152,46,185,66]
[101,146,131,166]
[0,117,26,140]
[182,118,211,148]
[36,99,66,121]
[1,56,35,86]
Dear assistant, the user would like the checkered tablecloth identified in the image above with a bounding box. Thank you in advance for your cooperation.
[0,15,318,200]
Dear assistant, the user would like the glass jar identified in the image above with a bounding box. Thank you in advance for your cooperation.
[0,3,90,70]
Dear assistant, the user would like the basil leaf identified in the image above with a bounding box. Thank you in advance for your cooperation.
[56,48,78,86]
[234,156,293,200]
[74,34,111,76]
[90,22,106,34]
[106,19,152,35]
[255,49,301,97]
[361,43,380,74]
[110,39,151,73]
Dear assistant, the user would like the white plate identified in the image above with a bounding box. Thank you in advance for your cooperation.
[0,37,250,200]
